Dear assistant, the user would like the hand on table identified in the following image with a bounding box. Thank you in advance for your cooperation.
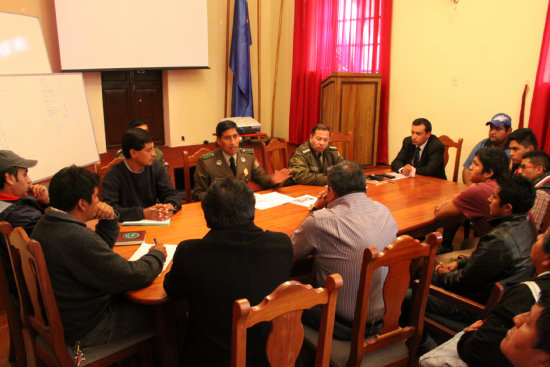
[143,203,173,221]
[151,240,167,258]
[271,168,292,185]
[401,164,413,177]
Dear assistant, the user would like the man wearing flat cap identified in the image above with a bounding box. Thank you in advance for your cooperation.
[0,150,49,291]
[462,113,512,185]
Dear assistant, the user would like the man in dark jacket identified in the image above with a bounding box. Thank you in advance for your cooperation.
[391,118,447,180]
[32,166,166,351]
[429,175,536,324]
[420,231,550,367]
[0,150,49,292]
[164,178,293,366]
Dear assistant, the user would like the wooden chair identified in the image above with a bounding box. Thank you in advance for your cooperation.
[304,232,441,367]
[423,264,533,343]
[438,135,463,183]
[232,274,344,367]
[94,157,124,180]
[539,201,550,233]
[0,222,28,367]
[423,282,505,343]
[8,227,154,367]
[329,131,354,161]
[182,148,213,203]
[261,138,288,175]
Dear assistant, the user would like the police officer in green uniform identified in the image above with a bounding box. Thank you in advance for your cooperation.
[192,120,291,201]
[289,124,344,186]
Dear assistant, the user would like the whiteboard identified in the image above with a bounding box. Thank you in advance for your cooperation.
[55,0,208,70]
[0,73,99,181]
[0,11,51,74]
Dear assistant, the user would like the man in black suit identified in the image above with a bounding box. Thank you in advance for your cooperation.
[163,178,293,366]
[391,118,447,180]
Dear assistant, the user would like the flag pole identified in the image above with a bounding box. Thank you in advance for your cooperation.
[224,0,231,117]
[270,0,285,137]
[257,0,262,124]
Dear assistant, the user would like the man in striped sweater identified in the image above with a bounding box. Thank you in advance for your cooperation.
[291,161,398,340]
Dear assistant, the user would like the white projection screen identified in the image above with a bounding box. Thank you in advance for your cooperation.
[54,0,209,71]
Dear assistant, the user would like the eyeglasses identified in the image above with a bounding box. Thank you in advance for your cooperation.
[519,164,541,170]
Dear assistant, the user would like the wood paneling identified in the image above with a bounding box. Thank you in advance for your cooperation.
[321,73,381,166]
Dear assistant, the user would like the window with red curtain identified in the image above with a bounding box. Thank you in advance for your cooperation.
[528,2,550,153]
[289,0,392,162]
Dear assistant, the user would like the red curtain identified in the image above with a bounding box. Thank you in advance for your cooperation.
[529,2,550,153]
[288,0,392,163]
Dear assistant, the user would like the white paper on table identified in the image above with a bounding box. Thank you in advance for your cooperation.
[384,172,408,180]
[122,217,171,226]
[289,195,317,208]
[128,243,178,275]
[254,192,295,210]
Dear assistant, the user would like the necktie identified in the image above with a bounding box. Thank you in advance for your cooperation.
[317,153,322,162]
[413,147,421,167]
[229,157,237,176]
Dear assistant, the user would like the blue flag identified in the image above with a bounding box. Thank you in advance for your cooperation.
[230,0,253,117]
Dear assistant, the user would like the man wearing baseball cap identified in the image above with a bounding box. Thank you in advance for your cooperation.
[0,150,49,292]
[462,113,512,185]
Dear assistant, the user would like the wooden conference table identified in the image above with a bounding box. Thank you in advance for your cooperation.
[116,169,465,304]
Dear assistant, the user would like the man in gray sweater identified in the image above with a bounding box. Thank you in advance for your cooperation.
[32,166,166,350]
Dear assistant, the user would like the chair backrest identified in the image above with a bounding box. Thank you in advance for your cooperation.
[96,157,124,180]
[182,148,214,203]
[438,135,463,182]
[346,232,441,367]
[232,274,343,367]
[540,201,550,234]
[0,222,28,367]
[9,227,74,366]
[261,138,288,175]
[329,131,354,161]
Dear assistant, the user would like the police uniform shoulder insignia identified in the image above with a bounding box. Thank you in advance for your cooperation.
[301,148,311,154]
[254,159,260,168]
[200,152,215,160]
[240,148,254,154]
[328,146,338,151]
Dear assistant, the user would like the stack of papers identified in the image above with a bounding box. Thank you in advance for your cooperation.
[122,217,172,226]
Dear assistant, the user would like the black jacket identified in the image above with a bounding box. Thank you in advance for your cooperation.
[458,273,550,367]
[163,222,293,367]
[391,135,447,180]
[432,214,536,303]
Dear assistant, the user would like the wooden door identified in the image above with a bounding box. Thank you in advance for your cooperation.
[102,70,164,150]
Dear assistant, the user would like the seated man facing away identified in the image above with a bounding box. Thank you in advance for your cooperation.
[391,118,446,179]
[114,118,164,163]
[102,128,181,222]
[519,150,550,232]
[192,120,291,201]
[508,127,537,174]
[288,123,343,185]
[420,231,550,367]
[462,113,512,185]
[499,296,550,367]
[291,161,398,340]
[434,148,510,253]
[31,166,166,350]
[164,178,293,366]
[429,175,536,325]
[0,150,49,292]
